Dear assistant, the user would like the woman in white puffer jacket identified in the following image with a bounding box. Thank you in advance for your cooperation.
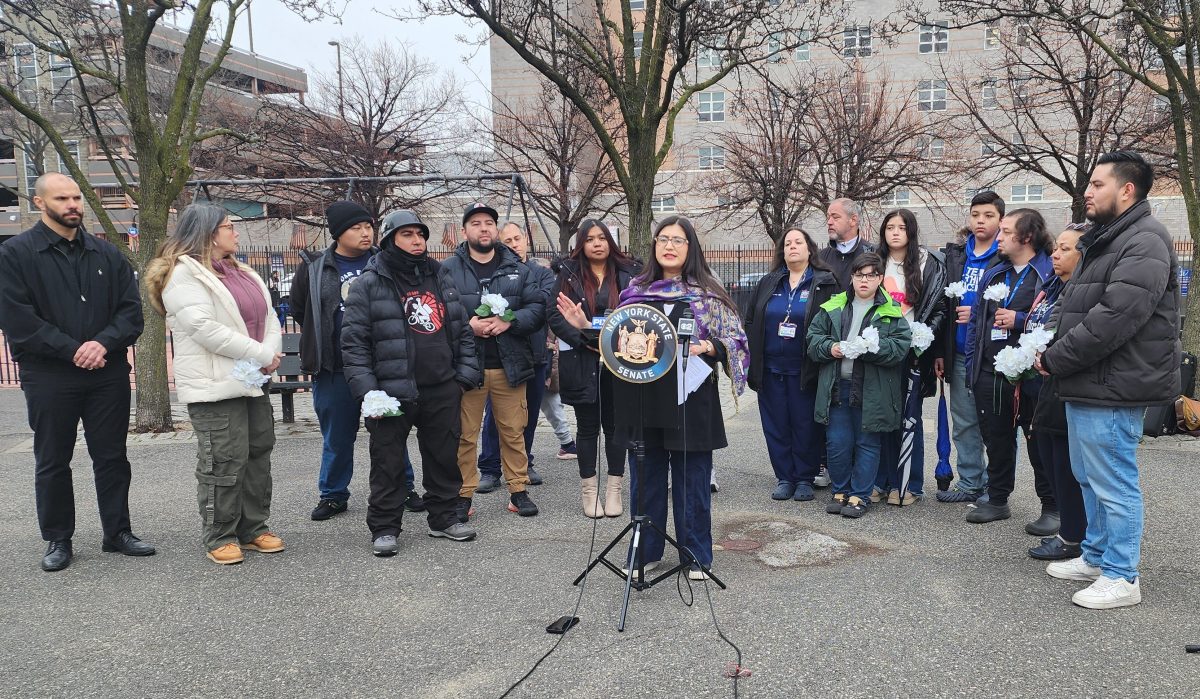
[145,203,284,565]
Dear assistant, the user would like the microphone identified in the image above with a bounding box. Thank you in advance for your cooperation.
[678,308,695,371]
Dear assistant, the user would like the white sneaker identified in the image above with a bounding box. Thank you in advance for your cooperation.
[1046,556,1102,581]
[1072,576,1142,609]
[622,559,660,576]
[688,567,711,581]
[813,466,831,488]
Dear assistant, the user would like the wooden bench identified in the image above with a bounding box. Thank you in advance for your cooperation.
[271,333,310,423]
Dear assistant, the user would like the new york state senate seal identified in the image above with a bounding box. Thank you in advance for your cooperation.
[599,304,678,384]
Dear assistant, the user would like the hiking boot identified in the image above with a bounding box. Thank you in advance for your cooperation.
[508,491,539,516]
[1046,556,1102,582]
[372,535,399,557]
[242,532,285,553]
[311,498,348,521]
[455,497,474,524]
[965,501,1011,524]
[476,473,501,494]
[429,522,477,542]
[403,491,426,513]
[841,496,870,518]
[771,481,796,500]
[813,467,831,488]
[557,442,578,460]
[207,543,243,565]
[826,494,847,514]
[792,482,815,502]
[1072,576,1141,609]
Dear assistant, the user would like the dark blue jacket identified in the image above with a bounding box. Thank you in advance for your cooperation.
[964,250,1053,386]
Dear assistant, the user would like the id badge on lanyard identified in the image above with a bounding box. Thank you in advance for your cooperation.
[778,322,797,338]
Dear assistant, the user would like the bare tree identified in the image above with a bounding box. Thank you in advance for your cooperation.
[941,15,1173,222]
[483,77,625,252]
[410,1,845,256]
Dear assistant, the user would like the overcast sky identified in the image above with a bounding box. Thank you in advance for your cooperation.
[229,2,491,104]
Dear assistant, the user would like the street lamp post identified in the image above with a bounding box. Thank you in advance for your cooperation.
[328,40,344,117]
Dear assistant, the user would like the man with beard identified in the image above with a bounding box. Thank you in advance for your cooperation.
[1037,152,1181,609]
[443,203,547,520]
[0,173,154,571]
[341,210,481,555]
[818,198,875,289]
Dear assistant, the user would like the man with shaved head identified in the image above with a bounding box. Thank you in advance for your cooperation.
[818,198,876,290]
[0,173,153,571]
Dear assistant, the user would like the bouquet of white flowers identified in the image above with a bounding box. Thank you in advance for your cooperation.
[944,281,968,299]
[230,359,270,389]
[910,321,934,355]
[982,282,1010,303]
[840,326,880,360]
[476,293,515,322]
[361,390,404,418]
[993,326,1055,383]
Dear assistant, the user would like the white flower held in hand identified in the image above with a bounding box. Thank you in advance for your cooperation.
[839,325,880,360]
[361,390,404,418]
[993,344,1038,382]
[479,293,509,315]
[230,359,270,389]
[1019,325,1054,353]
[910,321,934,354]
[944,281,968,299]
[982,282,1010,303]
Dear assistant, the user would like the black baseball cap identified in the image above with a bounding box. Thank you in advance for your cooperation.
[462,202,499,225]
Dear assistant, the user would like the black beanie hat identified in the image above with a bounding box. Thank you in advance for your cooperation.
[326,200,374,239]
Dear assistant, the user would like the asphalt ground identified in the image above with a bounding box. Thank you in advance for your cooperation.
[1,388,1199,698]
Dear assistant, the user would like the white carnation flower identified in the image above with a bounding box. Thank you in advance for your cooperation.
[982,282,1010,303]
[231,359,270,388]
[860,326,880,354]
[480,293,509,315]
[361,390,404,418]
[944,282,968,299]
[910,322,934,354]
[1019,325,1054,353]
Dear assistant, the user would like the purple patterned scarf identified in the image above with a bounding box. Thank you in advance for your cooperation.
[620,278,749,399]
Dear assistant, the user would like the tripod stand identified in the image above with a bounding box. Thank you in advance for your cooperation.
[573,313,726,632]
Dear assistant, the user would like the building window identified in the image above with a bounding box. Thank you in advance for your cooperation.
[1011,132,1028,155]
[1012,72,1032,105]
[981,137,1000,157]
[984,20,1001,50]
[632,31,643,59]
[717,195,734,210]
[22,142,40,211]
[14,43,37,106]
[843,26,872,58]
[629,0,645,9]
[49,42,73,112]
[0,139,14,161]
[57,140,79,173]
[919,22,949,54]
[698,146,725,170]
[882,188,911,206]
[650,195,676,213]
[1011,184,1043,202]
[917,136,945,159]
[917,79,947,112]
[697,38,721,69]
[981,78,998,108]
[767,32,785,62]
[1015,23,1031,47]
[795,30,811,61]
[698,90,725,122]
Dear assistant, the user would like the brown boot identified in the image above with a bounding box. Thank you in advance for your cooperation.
[242,532,285,553]
[206,543,243,565]
[604,475,624,518]
[581,476,605,518]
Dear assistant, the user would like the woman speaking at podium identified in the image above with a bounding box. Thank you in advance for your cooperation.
[611,216,748,580]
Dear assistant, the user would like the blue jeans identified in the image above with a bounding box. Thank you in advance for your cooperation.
[629,446,714,568]
[826,380,882,501]
[313,371,361,502]
[479,363,548,478]
[949,353,986,492]
[758,371,821,485]
[1065,402,1145,582]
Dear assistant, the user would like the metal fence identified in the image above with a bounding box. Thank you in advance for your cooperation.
[1,239,1194,386]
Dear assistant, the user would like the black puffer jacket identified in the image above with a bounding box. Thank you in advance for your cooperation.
[548,257,641,405]
[340,255,480,401]
[743,266,839,392]
[818,237,876,290]
[1043,199,1181,406]
[441,243,547,387]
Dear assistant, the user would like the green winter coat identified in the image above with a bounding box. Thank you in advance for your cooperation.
[806,290,912,432]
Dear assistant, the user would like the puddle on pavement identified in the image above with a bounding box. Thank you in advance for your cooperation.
[714,518,887,569]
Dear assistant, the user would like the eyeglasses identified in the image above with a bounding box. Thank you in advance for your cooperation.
[655,235,689,248]
[217,223,235,232]
[851,272,881,280]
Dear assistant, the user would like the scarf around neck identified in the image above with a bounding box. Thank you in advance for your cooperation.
[619,277,749,400]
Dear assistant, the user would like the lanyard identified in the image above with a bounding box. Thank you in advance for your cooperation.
[1003,267,1031,308]
[781,271,808,324]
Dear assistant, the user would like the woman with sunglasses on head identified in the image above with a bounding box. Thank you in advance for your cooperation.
[550,219,641,518]
[567,215,747,580]
[875,208,947,505]
[744,226,840,503]
[145,204,285,565]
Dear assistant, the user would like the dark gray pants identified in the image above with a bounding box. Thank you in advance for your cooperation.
[188,394,276,550]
